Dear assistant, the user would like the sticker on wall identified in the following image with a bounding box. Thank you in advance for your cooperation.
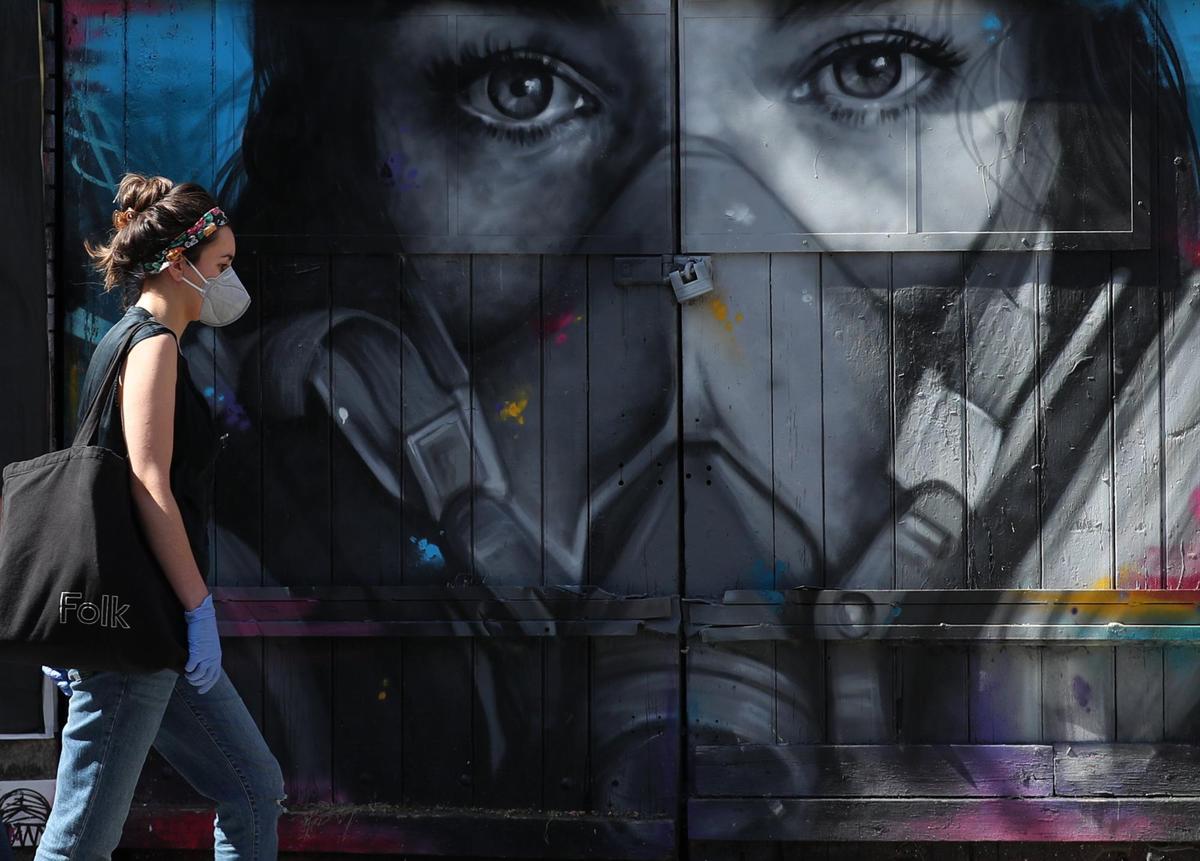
[0,780,55,849]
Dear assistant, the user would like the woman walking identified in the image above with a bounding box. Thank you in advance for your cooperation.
[33,172,285,861]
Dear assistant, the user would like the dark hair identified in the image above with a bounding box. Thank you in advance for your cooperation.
[85,172,221,309]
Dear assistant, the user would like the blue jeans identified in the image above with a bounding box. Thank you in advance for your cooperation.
[34,665,286,861]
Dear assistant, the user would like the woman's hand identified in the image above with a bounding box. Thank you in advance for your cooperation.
[183,593,222,694]
[42,666,73,697]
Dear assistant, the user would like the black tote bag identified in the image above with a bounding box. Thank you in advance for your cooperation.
[0,319,189,672]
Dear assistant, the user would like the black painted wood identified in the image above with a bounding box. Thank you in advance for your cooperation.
[0,0,50,747]
[331,638,404,803]
[688,797,1200,841]
[0,0,48,483]
[692,743,1053,798]
[258,254,333,588]
[1053,743,1200,796]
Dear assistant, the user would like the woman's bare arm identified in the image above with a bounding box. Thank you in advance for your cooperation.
[118,334,210,613]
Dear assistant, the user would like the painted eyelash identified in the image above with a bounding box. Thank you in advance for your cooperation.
[794,28,967,127]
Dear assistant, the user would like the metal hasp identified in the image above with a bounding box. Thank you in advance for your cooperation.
[666,256,714,303]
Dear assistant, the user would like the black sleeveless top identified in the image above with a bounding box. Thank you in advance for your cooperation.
[75,304,223,580]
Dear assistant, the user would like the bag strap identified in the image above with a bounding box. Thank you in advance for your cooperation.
[71,319,163,449]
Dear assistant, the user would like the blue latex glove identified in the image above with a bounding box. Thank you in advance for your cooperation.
[42,666,73,697]
[183,593,222,694]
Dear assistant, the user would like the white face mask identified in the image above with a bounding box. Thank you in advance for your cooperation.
[181,258,251,327]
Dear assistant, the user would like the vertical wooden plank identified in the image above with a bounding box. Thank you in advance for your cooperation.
[331,639,403,804]
[688,642,777,750]
[212,250,262,586]
[1041,646,1115,742]
[775,640,826,745]
[899,644,968,743]
[466,255,546,807]
[0,0,49,472]
[1038,253,1116,744]
[540,256,590,809]
[1037,251,1114,586]
[400,255,474,806]
[682,253,773,596]
[1166,640,1200,740]
[963,252,1043,746]
[328,254,404,586]
[400,638,473,806]
[891,251,967,589]
[1111,250,1166,743]
[469,254,543,584]
[473,639,543,808]
[264,639,332,804]
[964,252,1041,587]
[259,254,332,587]
[969,645,1041,743]
[400,254,469,582]
[591,633,678,817]
[1116,647,1164,742]
[542,638,589,810]
[587,254,678,816]
[1111,250,1164,587]
[827,642,895,744]
[769,253,826,747]
[820,252,893,587]
[222,636,264,730]
[683,256,776,779]
[541,255,590,586]
[585,254,678,597]
[770,253,823,587]
[892,252,970,747]
[821,253,895,746]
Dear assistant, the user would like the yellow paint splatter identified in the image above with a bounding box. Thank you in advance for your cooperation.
[499,397,529,425]
[708,296,745,333]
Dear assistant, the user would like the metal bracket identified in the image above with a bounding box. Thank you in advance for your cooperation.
[612,255,715,304]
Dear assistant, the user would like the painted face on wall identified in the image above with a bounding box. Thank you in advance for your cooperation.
[680,0,1115,249]
[367,2,674,256]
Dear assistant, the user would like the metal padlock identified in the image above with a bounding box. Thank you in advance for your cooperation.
[667,258,714,304]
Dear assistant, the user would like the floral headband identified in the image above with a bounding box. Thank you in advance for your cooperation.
[136,206,229,274]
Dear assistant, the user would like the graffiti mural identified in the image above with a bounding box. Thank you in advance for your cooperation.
[56,0,1200,845]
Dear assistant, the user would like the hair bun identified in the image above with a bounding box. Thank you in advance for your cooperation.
[113,173,175,214]
[111,208,137,230]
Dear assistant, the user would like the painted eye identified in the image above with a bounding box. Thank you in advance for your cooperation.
[786,31,965,124]
[792,47,928,105]
[459,52,601,132]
